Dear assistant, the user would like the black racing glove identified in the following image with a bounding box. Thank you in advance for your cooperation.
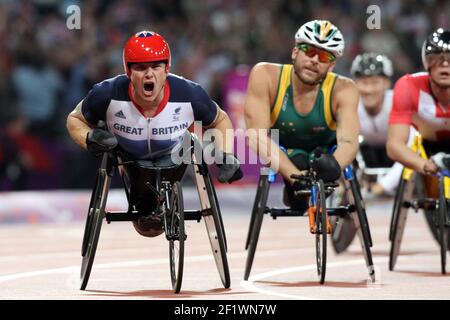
[311,153,341,182]
[86,128,118,157]
[216,152,243,183]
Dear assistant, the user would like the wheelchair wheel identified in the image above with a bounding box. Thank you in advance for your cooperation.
[415,174,441,245]
[315,179,327,284]
[349,176,375,282]
[168,181,185,293]
[244,175,270,280]
[389,176,405,241]
[203,172,231,288]
[210,177,227,252]
[330,178,357,254]
[245,174,269,250]
[389,173,415,271]
[438,177,448,274]
[80,169,110,290]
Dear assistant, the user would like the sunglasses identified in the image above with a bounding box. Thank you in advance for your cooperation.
[426,52,450,67]
[297,43,336,63]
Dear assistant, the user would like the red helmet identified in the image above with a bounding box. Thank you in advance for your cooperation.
[123,31,171,76]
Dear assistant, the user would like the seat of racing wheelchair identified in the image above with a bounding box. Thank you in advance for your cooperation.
[111,152,189,237]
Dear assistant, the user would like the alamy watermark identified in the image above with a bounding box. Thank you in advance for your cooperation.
[366,5,381,30]
[167,121,280,173]
[66,5,81,30]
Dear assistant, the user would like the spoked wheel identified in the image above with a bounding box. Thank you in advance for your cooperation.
[389,172,415,271]
[168,181,185,293]
[438,177,448,274]
[201,171,231,288]
[244,175,270,280]
[315,179,327,284]
[80,168,110,290]
[349,176,375,282]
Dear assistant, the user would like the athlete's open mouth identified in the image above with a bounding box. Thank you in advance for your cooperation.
[144,82,154,94]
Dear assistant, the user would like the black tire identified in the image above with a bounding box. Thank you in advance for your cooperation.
[350,177,375,282]
[330,178,357,254]
[415,174,441,245]
[438,177,448,274]
[81,172,100,257]
[169,181,185,293]
[315,179,327,285]
[389,176,406,241]
[203,173,231,288]
[246,175,269,250]
[331,214,357,254]
[210,178,227,252]
[389,174,414,271]
[80,170,109,290]
[244,175,270,280]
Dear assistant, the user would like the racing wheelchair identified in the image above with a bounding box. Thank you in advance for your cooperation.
[80,133,230,293]
[328,137,397,254]
[389,133,450,274]
[244,152,375,285]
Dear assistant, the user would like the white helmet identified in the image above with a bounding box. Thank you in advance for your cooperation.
[295,20,345,58]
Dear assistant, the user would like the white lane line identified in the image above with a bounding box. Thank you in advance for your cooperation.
[0,255,213,283]
[240,258,384,300]
[240,240,444,300]
[0,247,315,284]
[0,239,442,300]
[0,239,436,284]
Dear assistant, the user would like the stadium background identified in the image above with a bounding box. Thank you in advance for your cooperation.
[0,0,448,191]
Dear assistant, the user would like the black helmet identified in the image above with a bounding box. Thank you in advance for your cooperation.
[350,53,393,78]
[421,28,450,70]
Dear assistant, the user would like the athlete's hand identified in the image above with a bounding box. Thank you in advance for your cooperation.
[311,153,341,182]
[216,153,243,183]
[431,152,450,171]
[86,128,118,157]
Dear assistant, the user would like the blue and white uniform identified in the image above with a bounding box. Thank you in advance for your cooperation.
[82,74,218,159]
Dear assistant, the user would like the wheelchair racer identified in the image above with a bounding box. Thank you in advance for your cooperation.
[244,20,360,213]
[387,28,450,245]
[351,53,407,197]
[67,31,242,237]
[387,28,450,196]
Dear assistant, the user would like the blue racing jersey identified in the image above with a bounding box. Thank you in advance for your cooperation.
[81,74,218,159]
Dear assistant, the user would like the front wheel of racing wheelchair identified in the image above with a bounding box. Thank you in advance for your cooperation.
[80,153,113,291]
[388,136,450,275]
[389,169,450,274]
[244,162,375,285]
[79,133,230,292]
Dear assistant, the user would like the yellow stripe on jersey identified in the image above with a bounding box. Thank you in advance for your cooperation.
[270,65,293,126]
[322,72,338,131]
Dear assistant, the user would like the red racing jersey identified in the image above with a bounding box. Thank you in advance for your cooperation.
[389,72,450,141]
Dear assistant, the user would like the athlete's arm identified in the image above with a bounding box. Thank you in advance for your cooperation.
[205,105,234,154]
[244,63,304,183]
[386,76,438,174]
[332,78,360,168]
[66,100,92,149]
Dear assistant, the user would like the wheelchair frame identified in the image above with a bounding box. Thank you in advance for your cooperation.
[244,162,375,285]
[79,134,230,293]
[389,133,450,274]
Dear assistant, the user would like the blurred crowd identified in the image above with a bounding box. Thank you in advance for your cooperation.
[0,0,448,190]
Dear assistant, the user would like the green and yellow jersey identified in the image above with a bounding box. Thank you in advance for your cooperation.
[270,64,338,160]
